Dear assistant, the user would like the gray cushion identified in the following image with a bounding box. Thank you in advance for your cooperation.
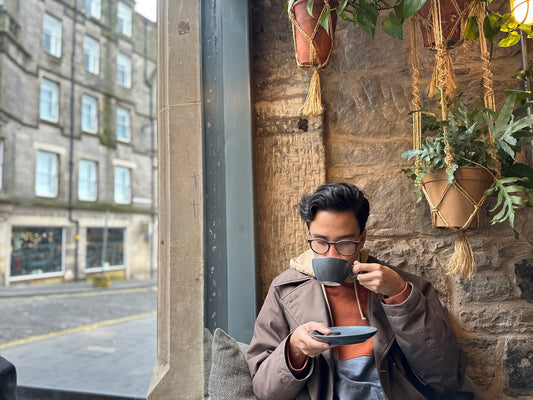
[208,328,256,399]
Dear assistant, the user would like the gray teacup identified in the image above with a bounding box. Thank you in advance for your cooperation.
[312,257,352,286]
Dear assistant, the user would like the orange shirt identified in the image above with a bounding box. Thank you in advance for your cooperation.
[325,281,411,361]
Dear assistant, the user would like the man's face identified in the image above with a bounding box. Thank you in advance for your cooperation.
[308,210,366,265]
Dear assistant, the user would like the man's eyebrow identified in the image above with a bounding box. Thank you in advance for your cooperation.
[309,233,358,240]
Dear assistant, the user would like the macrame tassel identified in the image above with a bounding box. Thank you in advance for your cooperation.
[447,229,476,278]
[302,69,324,116]
[428,51,457,99]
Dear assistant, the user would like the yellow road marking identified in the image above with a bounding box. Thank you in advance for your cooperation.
[0,311,156,349]
[32,286,157,300]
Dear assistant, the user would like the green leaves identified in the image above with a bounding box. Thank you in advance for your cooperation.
[401,0,425,19]
[357,0,379,38]
[465,16,479,40]
[383,12,403,39]
[485,177,532,236]
[337,0,425,39]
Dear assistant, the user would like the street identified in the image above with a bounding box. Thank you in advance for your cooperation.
[0,280,157,398]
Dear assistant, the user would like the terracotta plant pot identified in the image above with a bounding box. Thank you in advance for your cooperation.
[291,0,337,68]
[416,0,474,49]
[421,166,494,229]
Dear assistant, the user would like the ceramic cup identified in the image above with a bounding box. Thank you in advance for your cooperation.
[312,256,352,286]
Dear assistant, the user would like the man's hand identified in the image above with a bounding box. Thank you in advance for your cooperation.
[352,261,406,297]
[288,322,331,369]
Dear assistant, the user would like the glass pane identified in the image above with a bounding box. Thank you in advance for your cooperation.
[85,228,125,269]
[11,227,63,277]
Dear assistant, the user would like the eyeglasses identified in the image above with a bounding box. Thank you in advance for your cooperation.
[307,236,360,256]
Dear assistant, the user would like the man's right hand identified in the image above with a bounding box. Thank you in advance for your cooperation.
[288,322,331,369]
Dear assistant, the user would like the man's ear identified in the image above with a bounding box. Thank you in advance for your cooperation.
[360,229,367,247]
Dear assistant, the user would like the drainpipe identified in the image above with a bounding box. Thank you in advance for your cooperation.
[143,17,156,279]
[68,0,80,281]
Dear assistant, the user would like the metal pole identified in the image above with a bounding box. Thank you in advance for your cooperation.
[520,31,533,166]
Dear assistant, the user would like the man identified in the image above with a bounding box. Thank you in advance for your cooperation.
[246,182,466,400]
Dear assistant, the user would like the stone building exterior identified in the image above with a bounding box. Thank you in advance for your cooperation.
[0,0,157,286]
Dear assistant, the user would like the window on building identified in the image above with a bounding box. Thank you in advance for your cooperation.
[114,166,131,204]
[116,53,132,88]
[0,138,4,190]
[11,227,64,277]
[82,94,98,133]
[117,2,132,37]
[116,107,131,142]
[85,228,125,269]
[84,0,101,19]
[83,35,100,75]
[40,78,59,122]
[78,159,97,201]
[42,13,62,57]
[35,150,59,197]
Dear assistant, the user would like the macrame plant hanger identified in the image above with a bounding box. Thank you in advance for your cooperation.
[408,0,498,278]
[289,0,335,115]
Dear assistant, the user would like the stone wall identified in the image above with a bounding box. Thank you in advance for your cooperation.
[252,0,533,398]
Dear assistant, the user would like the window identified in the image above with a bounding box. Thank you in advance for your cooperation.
[116,53,132,88]
[11,227,64,277]
[85,228,125,269]
[0,138,4,190]
[42,13,62,57]
[114,166,131,204]
[84,0,101,19]
[117,2,132,37]
[83,36,100,75]
[35,150,58,198]
[116,107,131,142]
[40,78,59,122]
[78,159,97,201]
[81,94,98,133]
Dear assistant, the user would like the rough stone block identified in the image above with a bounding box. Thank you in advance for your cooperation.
[515,259,533,303]
[461,337,500,391]
[504,339,533,396]
[456,273,513,303]
[458,305,533,334]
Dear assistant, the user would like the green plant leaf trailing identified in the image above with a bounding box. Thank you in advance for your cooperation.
[401,91,533,235]
[285,0,426,39]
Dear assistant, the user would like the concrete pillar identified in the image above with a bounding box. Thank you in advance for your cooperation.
[147,0,205,398]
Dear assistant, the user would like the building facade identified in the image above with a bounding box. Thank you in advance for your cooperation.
[0,0,157,285]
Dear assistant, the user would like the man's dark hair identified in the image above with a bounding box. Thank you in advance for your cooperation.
[298,182,370,231]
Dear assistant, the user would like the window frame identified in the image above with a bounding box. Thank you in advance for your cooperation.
[116,53,132,88]
[42,13,62,57]
[83,35,100,75]
[35,150,59,198]
[117,2,132,37]
[0,138,4,190]
[81,94,99,134]
[78,159,98,202]
[39,78,60,123]
[116,107,131,142]
[114,166,131,204]
[84,0,101,19]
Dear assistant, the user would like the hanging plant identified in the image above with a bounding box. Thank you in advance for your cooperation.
[464,0,533,48]
[414,0,475,49]
[402,92,533,237]
[284,0,426,115]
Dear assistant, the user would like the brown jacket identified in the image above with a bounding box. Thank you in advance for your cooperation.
[246,250,467,400]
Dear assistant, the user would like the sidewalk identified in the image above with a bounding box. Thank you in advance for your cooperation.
[0,278,158,399]
[0,278,157,298]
